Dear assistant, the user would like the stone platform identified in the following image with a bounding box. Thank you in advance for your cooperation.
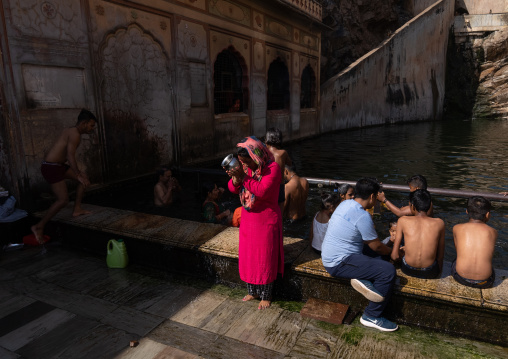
[38,204,508,346]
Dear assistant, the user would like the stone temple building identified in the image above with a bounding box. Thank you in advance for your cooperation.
[0,0,323,204]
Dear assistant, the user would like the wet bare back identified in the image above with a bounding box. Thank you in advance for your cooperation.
[394,215,445,269]
[453,222,497,280]
[284,175,309,220]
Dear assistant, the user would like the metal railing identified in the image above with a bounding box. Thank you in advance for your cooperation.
[180,167,508,203]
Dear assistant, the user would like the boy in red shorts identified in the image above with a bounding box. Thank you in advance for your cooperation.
[31,109,97,243]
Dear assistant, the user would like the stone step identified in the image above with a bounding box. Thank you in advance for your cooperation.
[36,204,508,345]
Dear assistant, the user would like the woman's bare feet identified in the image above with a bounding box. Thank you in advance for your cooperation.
[242,294,259,302]
[31,225,45,244]
[72,207,92,217]
[258,300,271,310]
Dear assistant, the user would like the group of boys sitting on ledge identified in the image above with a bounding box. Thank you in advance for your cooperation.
[320,175,498,333]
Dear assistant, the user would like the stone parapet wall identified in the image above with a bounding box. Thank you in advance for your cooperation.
[454,14,508,36]
[319,0,455,132]
[280,0,322,21]
[458,0,508,14]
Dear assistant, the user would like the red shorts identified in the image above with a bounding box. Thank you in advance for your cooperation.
[41,161,70,184]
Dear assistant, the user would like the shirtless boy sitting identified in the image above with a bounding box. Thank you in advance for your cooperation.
[391,189,445,279]
[378,174,433,217]
[452,196,497,288]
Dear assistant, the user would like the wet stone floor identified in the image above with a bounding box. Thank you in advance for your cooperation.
[0,244,507,359]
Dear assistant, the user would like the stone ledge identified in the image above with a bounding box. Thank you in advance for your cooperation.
[292,245,508,313]
[39,204,508,345]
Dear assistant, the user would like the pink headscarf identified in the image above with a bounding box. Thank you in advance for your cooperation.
[236,136,274,210]
[237,136,274,180]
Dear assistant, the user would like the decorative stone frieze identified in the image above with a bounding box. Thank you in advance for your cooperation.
[282,0,322,21]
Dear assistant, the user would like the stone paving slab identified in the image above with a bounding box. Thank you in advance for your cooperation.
[116,338,201,359]
[14,316,98,359]
[149,320,284,359]
[53,323,137,359]
[0,295,37,319]
[142,285,203,318]
[300,297,349,325]
[200,297,254,335]
[170,290,227,327]
[0,309,76,351]
[1,246,508,358]
[101,305,165,336]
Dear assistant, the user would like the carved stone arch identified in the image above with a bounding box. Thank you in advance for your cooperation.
[98,24,174,180]
[213,45,249,114]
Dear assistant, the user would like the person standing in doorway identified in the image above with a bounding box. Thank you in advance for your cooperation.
[31,109,97,243]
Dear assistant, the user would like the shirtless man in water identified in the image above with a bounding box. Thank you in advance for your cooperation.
[154,167,181,207]
[31,109,97,243]
[391,189,445,279]
[264,128,292,214]
[283,164,309,221]
[452,196,497,288]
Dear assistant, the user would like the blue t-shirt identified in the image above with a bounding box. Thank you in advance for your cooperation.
[321,199,378,267]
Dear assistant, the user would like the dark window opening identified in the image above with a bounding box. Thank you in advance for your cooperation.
[267,57,290,110]
[214,48,245,114]
[300,65,316,109]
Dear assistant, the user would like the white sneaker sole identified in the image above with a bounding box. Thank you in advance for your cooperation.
[360,316,398,332]
[350,279,384,302]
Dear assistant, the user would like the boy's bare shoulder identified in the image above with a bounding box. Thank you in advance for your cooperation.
[454,221,497,235]
[431,216,445,226]
[397,215,413,226]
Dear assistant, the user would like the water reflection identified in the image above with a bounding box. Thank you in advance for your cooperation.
[87,119,508,270]
[284,118,508,269]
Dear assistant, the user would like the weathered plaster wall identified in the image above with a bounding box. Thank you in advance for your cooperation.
[320,0,454,132]
[409,0,441,15]
[459,0,508,14]
[2,0,99,199]
[0,0,321,203]
[89,0,175,180]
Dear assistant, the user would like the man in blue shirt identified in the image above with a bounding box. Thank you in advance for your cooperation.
[322,177,397,331]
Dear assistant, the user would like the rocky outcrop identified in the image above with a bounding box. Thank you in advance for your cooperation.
[320,0,412,83]
[473,29,508,119]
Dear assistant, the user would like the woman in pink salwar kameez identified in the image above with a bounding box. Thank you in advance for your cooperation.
[226,136,284,309]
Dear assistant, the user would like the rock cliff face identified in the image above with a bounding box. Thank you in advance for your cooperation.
[320,0,412,83]
[445,29,508,120]
[473,29,508,119]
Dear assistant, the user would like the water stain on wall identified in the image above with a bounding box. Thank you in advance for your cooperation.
[103,110,162,180]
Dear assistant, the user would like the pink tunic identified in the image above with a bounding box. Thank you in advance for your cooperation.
[228,161,284,284]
